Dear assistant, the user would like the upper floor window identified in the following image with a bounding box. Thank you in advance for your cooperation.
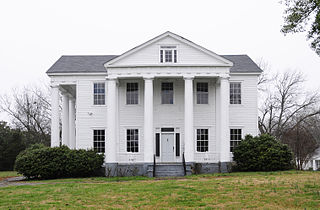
[93,129,105,153]
[126,83,138,105]
[196,129,208,152]
[93,83,105,105]
[197,82,208,104]
[160,46,177,63]
[230,129,242,152]
[161,82,173,104]
[127,129,139,153]
[230,82,241,104]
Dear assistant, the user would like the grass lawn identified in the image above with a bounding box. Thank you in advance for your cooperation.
[0,171,320,209]
[0,171,19,178]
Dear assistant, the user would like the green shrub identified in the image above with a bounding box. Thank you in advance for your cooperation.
[14,144,104,179]
[233,134,294,171]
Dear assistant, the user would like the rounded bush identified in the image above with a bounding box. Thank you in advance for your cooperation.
[14,144,104,179]
[233,134,293,171]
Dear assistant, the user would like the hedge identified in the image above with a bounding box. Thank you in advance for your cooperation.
[233,134,294,171]
[14,144,104,179]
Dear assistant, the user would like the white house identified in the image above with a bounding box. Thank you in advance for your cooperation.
[303,148,320,171]
[47,31,262,176]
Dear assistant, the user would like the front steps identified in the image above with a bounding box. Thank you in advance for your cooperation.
[147,163,192,177]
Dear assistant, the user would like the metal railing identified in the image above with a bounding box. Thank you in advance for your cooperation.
[153,154,156,177]
[182,152,186,176]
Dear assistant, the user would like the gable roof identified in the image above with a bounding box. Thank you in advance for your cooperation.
[104,31,233,67]
[46,54,262,74]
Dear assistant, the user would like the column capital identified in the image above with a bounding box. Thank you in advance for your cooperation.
[183,75,194,80]
[219,74,230,80]
[106,76,118,81]
[143,76,154,80]
[50,83,60,88]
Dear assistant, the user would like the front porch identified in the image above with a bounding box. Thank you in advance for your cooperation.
[50,73,232,166]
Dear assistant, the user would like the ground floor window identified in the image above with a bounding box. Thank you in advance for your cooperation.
[316,160,320,169]
[127,129,139,153]
[196,129,208,152]
[93,129,105,153]
[230,129,242,152]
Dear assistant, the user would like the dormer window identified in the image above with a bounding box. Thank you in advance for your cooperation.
[160,46,177,63]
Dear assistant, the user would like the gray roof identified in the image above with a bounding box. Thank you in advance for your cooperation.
[46,54,262,74]
[222,55,262,73]
[46,55,117,73]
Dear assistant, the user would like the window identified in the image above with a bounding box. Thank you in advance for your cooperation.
[127,129,139,153]
[161,82,173,104]
[230,129,242,152]
[126,83,138,104]
[160,46,177,63]
[93,83,105,105]
[230,82,241,104]
[93,130,105,153]
[197,83,208,104]
[196,129,208,152]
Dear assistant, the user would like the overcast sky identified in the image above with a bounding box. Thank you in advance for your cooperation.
[1,0,319,96]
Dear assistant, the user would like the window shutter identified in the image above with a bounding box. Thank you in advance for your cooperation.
[160,50,163,63]
[156,133,160,157]
[176,133,180,156]
[174,50,177,63]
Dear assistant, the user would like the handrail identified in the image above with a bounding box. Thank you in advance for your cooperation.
[182,152,186,176]
[153,154,156,177]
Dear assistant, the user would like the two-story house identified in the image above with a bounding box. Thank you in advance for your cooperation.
[47,31,262,176]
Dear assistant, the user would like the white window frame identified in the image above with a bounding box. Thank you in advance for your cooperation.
[229,81,242,105]
[92,128,106,153]
[196,82,209,105]
[161,81,174,105]
[93,81,106,106]
[195,127,210,153]
[230,127,243,153]
[125,81,139,105]
[159,45,178,63]
[125,127,140,154]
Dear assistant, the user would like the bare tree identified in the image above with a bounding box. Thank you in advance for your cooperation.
[258,71,320,139]
[0,85,51,146]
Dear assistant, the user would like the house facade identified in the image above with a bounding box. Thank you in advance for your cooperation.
[47,32,262,176]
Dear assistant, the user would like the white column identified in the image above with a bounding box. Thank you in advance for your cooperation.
[144,77,154,162]
[184,76,194,162]
[61,92,69,146]
[313,160,317,171]
[219,76,230,162]
[106,78,117,163]
[51,85,60,147]
[69,98,76,149]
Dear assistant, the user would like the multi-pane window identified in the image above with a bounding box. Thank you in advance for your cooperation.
[230,129,242,152]
[165,50,172,62]
[93,83,105,105]
[126,83,138,104]
[160,46,177,63]
[230,82,241,104]
[161,82,174,104]
[93,130,105,153]
[196,129,208,152]
[197,83,209,104]
[127,129,139,153]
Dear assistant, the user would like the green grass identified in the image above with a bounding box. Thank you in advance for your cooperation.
[0,171,18,178]
[1,171,320,209]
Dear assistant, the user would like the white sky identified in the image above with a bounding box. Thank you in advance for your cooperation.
[0,0,319,97]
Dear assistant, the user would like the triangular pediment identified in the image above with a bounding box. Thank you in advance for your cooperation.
[105,31,233,67]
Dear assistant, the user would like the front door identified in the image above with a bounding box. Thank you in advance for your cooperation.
[161,133,174,162]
